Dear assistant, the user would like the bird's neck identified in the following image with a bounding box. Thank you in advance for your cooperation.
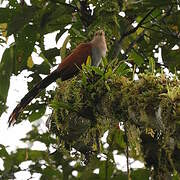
[90,36,107,57]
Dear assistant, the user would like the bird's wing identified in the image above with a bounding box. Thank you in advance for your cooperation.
[58,43,92,81]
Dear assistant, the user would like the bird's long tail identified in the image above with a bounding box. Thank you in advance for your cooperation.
[8,69,60,127]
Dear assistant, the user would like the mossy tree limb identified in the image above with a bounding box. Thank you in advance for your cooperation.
[49,68,180,179]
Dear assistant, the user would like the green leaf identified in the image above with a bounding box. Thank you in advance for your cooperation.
[140,0,172,7]
[7,6,38,35]
[39,53,52,68]
[42,47,60,63]
[108,128,126,150]
[105,68,113,79]
[71,28,87,39]
[60,35,70,60]
[0,100,7,116]
[0,47,13,105]
[102,57,108,67]
[40,5,72,34]
[105,81,110,91]
[27,73,42,90]
[41,166,63,179]
[116,63,131,76]
[172,172,180,180]
[27,56,34,69]
[112,170,127,180]
[28,104,46,122]
[162,47,180,72]
[99,161,114,180]
[12,24,37,75]
[0,144,9,157]
[31,61,51,75]
[23,130,56,147]
[81,72,87,85]
[131,168,150,180]
[149,57,155,73]
[15,149,48,162]
[91,66,104,76]
[0,8,12,23]
[86,55,92,66]
[129,51,144,66]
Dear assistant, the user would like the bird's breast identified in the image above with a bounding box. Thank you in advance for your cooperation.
[91,46,102,67]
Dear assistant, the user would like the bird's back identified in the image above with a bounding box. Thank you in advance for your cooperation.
[58,42,92,81]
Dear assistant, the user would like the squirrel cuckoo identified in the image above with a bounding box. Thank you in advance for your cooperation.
[8,30,107,127]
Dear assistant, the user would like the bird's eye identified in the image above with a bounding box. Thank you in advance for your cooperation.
[95,30,104,36]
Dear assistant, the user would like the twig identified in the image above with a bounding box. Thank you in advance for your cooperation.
[124,122,131,180]
[140,25,180,39]
[113,7,156,59]
[148,15,176,36]
[121,8,155,39]
[123,31,145,59]
[72,0,90,28]
[111,32,144,73]
[143,12,162,25]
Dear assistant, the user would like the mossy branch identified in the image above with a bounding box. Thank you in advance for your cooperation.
[48,68,180,177]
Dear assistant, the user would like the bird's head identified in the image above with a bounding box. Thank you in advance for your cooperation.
[91,30,107,57]
[94,30,105,37]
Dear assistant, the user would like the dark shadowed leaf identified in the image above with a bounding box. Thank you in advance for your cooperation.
[162,47,180,72]
[129,51,144,66]
[0,47,13,113]
[7,6,38,35]
[0,8,12,23]
[131,168,150,180]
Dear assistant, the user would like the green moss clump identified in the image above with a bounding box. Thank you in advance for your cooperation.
[48,71,180,175]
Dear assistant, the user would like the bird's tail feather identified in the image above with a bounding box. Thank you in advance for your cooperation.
[8,69,59,127]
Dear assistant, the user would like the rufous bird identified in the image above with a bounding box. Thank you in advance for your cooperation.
[8,30,107,127]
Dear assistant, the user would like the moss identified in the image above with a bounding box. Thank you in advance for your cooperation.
[49,71,180,175]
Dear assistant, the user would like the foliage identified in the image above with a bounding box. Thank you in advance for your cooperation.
[0,0,180,179]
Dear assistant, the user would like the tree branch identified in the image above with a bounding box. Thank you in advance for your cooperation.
[113,7,156,59]
[123,31,145,59]
[140,25,180,40]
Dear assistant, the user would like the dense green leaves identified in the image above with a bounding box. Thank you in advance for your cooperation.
[7,6,38,36]
[13,25,37,74]
[0,8,12,23]
[0,0,180,179]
